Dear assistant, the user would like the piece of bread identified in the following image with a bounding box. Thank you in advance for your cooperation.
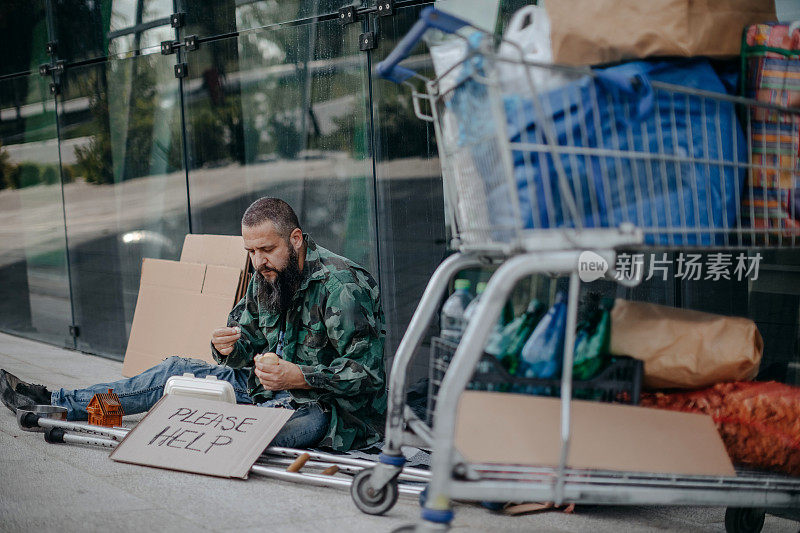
[255,353,280,365]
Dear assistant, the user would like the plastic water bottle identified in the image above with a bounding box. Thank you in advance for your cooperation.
[463,282,492,388]
[498,299,547,375]
[518,291,568,383]
[463,281,487,325]
[440,279,473,342]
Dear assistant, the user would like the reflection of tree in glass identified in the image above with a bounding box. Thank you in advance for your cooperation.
[74,92,113,184]
[0,141,17,190]
[73,56,180,184]
[0,149,61,190]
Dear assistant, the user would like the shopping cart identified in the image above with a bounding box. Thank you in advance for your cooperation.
[348,7,800,532]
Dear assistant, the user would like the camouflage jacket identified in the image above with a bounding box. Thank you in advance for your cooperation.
[212,235,386,451]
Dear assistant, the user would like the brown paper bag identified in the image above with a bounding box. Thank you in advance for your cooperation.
[546,0,776,66]
[610,299,762,389]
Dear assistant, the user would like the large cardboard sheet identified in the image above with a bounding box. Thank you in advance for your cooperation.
[122,259,242,377]
[110,395,292,479]
[180,234,247,270]
[455,391,735,476]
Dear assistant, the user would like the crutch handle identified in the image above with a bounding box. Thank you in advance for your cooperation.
[44,427,66,444]
[376,6,471,83]
[18,411,40,430]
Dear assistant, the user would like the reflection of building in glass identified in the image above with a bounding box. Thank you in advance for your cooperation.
[0,1,445,368]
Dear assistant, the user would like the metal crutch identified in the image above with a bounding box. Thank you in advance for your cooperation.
[38,426,425,495]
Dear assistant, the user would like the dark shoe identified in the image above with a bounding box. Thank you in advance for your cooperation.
[0,369,49,414]
[16,380,51,405]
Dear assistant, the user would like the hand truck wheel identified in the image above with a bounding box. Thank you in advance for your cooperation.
[724,507,766,533]
[350,467,399,515]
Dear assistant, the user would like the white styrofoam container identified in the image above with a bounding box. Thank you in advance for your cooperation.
[163,373,236,403]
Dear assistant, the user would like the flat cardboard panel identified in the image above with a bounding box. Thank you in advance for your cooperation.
[124,236,246,378]
[123,259,241,377]
[455,391,735,476]
[123,286,233,376]
[202,265,242,299]
[140,259,206,292]
[180,234,247,270]
[110,395,293,478]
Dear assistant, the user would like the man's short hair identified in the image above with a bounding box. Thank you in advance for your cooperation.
[241,197,301,239]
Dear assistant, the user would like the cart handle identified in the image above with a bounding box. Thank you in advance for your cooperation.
[377,6,471,84]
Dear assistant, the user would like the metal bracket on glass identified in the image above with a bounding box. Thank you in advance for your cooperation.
[375,0,393,16]
[161,40,180,55]
[46,41,57,56]
[174,63,188,79]
[338,5,358,25]
[184,35,199,51]
[359,31,377,51]
[40,61,65,94]
[68,325,80,338]
[170,12,185,28]
[41,61,65,76]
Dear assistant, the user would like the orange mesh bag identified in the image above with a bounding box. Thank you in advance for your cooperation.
[641,381,800,476]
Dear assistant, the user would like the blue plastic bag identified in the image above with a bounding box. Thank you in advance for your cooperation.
[504,59,747,246]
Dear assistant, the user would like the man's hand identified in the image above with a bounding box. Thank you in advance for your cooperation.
[212,326,241,356]
[254,354,311,391]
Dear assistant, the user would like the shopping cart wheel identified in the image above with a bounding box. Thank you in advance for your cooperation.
[724,507,765,533]
[391,525,416,533]
[351,468,399,515]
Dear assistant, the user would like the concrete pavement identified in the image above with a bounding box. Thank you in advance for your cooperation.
[0,331,797,533]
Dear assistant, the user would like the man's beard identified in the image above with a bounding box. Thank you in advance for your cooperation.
[255,245,302,315]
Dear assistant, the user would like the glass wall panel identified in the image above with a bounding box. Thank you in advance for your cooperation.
[57,52,189,357]
[0,0,50,77]
[182,0,355,39]
[0,73,73,347]
[52,0,174,63]
[371,5,445,372]
[183,20,378,275]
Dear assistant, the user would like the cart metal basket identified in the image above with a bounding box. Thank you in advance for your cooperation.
[349,7,800,532]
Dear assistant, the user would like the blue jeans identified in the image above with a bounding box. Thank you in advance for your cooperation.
[51,356,330,449]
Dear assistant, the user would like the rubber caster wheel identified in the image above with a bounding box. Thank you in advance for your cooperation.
[725,507,766,533]
[351,468,399,515]
[391,525,416,533]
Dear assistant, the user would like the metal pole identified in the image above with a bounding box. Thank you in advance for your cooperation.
[555,271,580,505]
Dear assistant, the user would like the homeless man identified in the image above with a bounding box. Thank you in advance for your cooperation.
[0,197,387,451]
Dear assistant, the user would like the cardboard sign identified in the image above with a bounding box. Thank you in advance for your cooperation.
[455,391,736,476]
[110,395,293,478]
